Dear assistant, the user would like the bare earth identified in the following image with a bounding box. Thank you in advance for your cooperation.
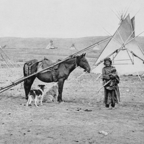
[0,67,144,144]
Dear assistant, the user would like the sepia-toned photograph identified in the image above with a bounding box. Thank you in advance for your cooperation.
[0,0,143,143]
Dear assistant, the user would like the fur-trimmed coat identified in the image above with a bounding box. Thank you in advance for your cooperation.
[102,66,120,105]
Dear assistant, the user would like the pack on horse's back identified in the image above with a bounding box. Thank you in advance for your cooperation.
[23,59,39,76]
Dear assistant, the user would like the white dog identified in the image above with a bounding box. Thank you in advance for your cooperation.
[26,85,45,107]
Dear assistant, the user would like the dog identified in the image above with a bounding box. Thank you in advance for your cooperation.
[26,85,45,107]
[43,83,58,102]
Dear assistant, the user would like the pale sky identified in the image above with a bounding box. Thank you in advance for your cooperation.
[0,0,143,38]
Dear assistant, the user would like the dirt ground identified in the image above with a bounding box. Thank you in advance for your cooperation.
[0,67,144,144]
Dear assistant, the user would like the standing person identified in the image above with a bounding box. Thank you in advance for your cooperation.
[102,58,120,108]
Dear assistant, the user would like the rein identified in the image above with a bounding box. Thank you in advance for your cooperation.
[74,57,78,68]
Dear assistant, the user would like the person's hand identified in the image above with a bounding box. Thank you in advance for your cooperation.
[103,75,110,80]
[109,74,115,79]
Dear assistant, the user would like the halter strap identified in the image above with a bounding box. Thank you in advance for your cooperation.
[75,57,78,68]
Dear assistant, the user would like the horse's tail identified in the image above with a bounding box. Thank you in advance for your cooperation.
[23,63,29,77]
[23,59,39,77]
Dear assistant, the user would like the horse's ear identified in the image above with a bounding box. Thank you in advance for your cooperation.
[82,53,86,57]
[70,55,76,58]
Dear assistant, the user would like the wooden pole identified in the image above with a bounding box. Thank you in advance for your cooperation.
[127,49,144,63]
[97,80,111,93]
[71,36,111,56]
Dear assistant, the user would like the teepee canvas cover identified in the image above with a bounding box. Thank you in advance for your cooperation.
[46,40,56,49]
[131,16,135,37]
[92,15,144,75]
[70,44,77,50]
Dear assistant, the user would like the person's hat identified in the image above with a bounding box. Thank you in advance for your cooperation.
[104,58,112,63]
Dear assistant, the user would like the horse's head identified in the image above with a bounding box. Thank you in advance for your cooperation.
[76,53,91,73]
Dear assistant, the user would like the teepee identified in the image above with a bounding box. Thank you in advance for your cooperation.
[46,40,57,49]
[92,14,144,75]
[0,45,19,68]
[70,44,77,50]
[0,45,22,85]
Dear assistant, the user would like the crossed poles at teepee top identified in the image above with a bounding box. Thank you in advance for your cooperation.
[111,30,135,65]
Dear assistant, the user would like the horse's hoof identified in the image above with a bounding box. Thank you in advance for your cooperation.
[58,99,63,103]
[58,101,62,103]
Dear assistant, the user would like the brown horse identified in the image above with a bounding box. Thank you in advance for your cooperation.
[23,53,91,102]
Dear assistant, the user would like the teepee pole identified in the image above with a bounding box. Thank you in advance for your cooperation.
[132,62,142,81]
[0,46,16,68]
[127,49,144,63]
[73,36,111,56]
[0,53,12,71]
[95,49,120,66]
[125,48,134,64]
[111,9,120,20]
[134,8,141,17]
[123,0,134,19]
[136,71,142,81]
[124,31,135,44]
[126,31,144,45]
[111,48,121,63]
[101,26,122,45]
[0,53,14,83]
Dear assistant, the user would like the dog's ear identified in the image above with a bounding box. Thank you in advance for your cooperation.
[42,85,45,89]
[41,85,45,88]
[38,85,45,89]
[38,85,45,91]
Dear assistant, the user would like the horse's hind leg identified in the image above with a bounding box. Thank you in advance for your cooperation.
[24,76,36,100]
[57,79,65,102]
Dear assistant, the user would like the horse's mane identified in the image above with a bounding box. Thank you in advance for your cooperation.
[40,56,77,70]
[64,56,77,64]
[43,57,53,63]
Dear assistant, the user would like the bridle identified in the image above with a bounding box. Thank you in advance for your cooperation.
[74,56,79,68]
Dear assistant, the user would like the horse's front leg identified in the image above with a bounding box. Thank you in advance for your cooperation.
[57,79,65,102]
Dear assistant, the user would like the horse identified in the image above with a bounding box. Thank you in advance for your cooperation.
[23,53,91,102]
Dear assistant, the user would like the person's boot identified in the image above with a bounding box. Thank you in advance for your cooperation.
[111,103,115,108]
[105,104,109,108]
